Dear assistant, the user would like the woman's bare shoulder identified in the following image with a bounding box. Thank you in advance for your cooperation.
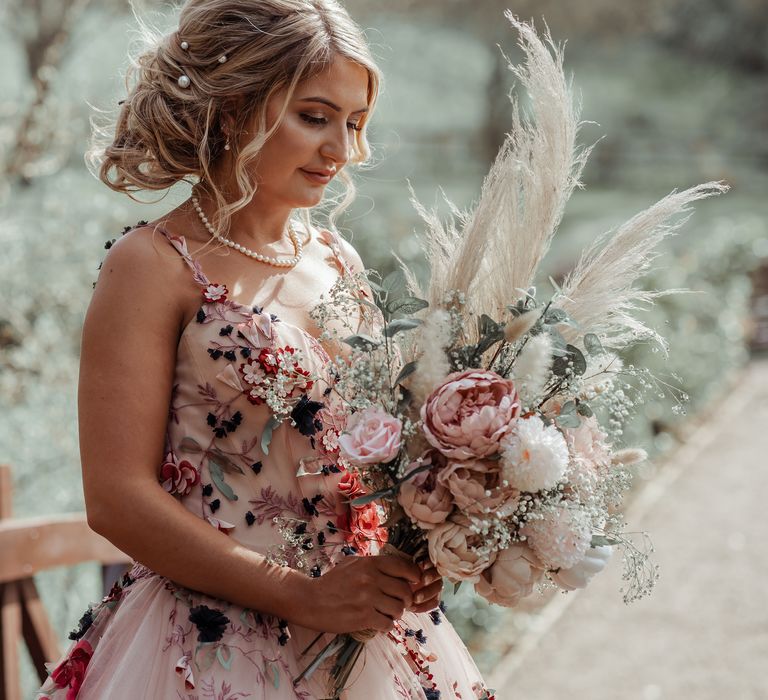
[90,223,195,338]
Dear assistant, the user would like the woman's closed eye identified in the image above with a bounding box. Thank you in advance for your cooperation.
[300,113,362,132]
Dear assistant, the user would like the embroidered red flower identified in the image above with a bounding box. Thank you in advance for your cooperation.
[257,347,280,374]
[160,453,200,496]
[203,282,228,303]
[51,640,93,699]
[238,345,314,405]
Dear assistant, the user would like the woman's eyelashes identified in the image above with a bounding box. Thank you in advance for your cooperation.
[300,113,362,132]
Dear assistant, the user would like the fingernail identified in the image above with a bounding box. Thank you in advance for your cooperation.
[414,593,424,604]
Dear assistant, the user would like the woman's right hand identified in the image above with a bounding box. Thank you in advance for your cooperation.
[294,554,423,634]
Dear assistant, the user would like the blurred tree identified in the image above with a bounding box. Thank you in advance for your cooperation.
[652,0,768,73]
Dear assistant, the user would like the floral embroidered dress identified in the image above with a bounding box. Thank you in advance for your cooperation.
[37,225,493,700]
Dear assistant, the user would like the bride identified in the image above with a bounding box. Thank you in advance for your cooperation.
[38,0,494,698]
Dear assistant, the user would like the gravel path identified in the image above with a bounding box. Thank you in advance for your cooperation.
[488,359,768,700]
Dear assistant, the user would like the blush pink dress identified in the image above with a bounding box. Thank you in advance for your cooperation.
[37,224,494,700]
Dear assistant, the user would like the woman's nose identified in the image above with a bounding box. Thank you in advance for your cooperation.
[320,126,352,169]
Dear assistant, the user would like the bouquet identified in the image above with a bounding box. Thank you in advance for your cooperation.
[292,13,728,697]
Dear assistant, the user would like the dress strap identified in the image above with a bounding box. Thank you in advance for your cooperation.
[316,228,355,278]
[151,225,212,289]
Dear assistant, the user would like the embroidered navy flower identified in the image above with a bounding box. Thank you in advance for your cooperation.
[291,395,325,437]
[429,609,442,625]
[68,608,95,641]
[189,605,230,643]
[245,511,256,526]
[424,688,441,700]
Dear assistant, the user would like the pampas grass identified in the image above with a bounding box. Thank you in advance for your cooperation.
[400,14,728,366]
[402,13,597,341]
[513,334,554,405]
[558,181,730,351]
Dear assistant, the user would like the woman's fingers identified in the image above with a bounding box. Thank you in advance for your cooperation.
[411,578,443,607]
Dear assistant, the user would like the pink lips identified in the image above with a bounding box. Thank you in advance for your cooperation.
[300,168,334,185]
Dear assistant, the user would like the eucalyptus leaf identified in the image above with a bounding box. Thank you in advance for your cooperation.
[560,400,576,414]
[478,314,500,336]
[209,450,244,474]
[209,459,238,501]
[395,360,418,385]
[383,318,421,338]
[543,307,568,325]
[591,534,619,547]
[568,344,587,375]
[584,333,605,356]
[216,644,234,670]
[260,415,282,455]
[382,270,405,293]
[555,412,581,428]
[344,333,380,349]
[387,296,429,315]
[178,436,202,453]
[453,581,462,595]
[576,402,594,417]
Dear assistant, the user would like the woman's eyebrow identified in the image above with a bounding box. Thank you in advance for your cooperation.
[298,96,368,114]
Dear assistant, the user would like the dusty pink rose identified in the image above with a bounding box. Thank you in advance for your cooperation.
[474,543,545,607]
[160,454,200,496]
[51,639,93,699]
[438,459,519,517]
[564,415,611,468]
[427,515,496,584]
[338,406,402,465]
[398,451,454,529]
[421,369,520,460]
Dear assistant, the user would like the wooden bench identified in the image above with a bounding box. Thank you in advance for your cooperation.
[0,464,130,700]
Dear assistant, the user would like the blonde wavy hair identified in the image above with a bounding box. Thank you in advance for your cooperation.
[88,0,382,239]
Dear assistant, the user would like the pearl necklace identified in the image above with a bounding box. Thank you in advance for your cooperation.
[191,194,303,268]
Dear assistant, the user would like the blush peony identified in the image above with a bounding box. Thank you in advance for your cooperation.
[338,406,402,465]
[474,543,545,607]
[397,452,454,529]
[421,369,521,460]
[427,515,496,584]
[438,459,519,518]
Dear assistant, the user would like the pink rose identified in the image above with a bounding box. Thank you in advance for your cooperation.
[427,515,496,584]
[474,543,545,607]
[438,459,519,517]
[421,369,521,460]
[160,454,200,496]
[337,470,365,501]
[338,406,402,465]
[52,639,93,699]
[397,451,454,529]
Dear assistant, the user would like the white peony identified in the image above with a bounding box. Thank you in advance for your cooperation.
[500,415,569,492]
[550,544,613,590]
[522,504,592,570]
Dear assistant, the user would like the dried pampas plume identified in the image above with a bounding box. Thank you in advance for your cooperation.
[410,309,452,408]
[612,448,648,466]
[513,334,553,405]
[400,14,597,338]
[559,181,729,352]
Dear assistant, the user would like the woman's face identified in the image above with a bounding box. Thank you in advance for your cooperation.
[239,55,371,210]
